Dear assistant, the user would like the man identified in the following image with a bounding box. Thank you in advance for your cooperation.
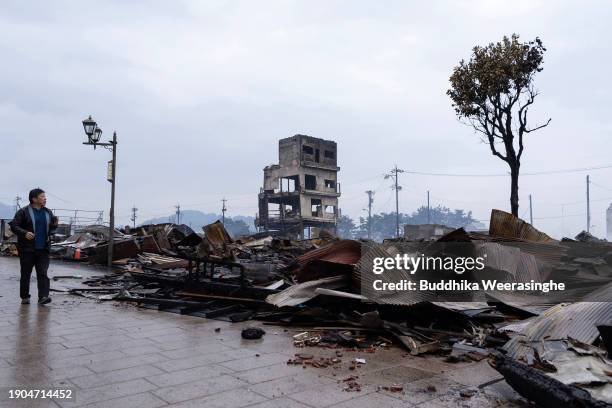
[9,188,58,305]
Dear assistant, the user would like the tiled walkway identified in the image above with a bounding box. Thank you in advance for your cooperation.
[0,257,528,407]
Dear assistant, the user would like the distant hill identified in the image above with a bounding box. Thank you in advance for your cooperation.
[141,210,256,237]
[0,202,15,219]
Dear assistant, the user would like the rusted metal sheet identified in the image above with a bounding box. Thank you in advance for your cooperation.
[91,238,140,264]
[203,221,233,245]
[489,209,555,242]
[291,240,361,282]
[199,221,234,259]
[294,239,360,267]
[139,235,161,254]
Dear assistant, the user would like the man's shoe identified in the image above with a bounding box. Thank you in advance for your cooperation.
[38,297,51,305]
[21,298,30,305]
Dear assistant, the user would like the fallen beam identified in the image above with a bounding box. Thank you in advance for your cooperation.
[176,291,267,304]
[489,352,612,408]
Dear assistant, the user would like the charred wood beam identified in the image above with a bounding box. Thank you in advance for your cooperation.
[489,352,612,408]
[176,291,266,304]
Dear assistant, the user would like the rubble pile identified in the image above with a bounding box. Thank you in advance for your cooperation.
[3,209,612,405]
[0,220,18,256]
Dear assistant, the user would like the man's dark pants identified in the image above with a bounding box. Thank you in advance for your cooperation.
[19,250,50,300]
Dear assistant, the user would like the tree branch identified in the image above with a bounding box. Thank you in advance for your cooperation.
[524,118,551,133]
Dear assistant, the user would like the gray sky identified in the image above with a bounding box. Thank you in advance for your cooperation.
[1,0,611,238]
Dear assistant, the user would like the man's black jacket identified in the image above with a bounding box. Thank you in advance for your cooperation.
[9,206,58,253]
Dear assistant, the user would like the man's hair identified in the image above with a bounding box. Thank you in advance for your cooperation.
[28,188,45,203]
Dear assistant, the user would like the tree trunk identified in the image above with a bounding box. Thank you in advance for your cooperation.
[510,165,519,217]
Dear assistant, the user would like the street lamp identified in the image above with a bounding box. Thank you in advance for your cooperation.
[93,127,103,144]
[82,115,96,138]
[81,115,118,268]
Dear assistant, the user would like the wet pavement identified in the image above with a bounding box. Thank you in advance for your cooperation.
[0,256,529,407]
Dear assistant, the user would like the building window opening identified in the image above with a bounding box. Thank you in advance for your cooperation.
[305,174,317,190]
[311,199,322,217]
[280,176,298,192]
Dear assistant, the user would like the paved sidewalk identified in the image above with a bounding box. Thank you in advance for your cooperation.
[0,257,527,407]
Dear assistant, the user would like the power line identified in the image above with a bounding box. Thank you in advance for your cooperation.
[44,192,76,205]
[590,181,612,192]
[402,164,612,178]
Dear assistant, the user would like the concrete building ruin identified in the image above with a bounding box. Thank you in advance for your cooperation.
[256,135,340,238]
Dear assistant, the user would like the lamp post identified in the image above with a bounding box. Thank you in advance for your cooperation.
[81,115,117,268]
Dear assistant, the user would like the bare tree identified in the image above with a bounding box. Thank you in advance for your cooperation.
[447,34,550,217]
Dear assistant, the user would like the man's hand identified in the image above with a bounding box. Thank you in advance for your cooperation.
[25,232,34,240]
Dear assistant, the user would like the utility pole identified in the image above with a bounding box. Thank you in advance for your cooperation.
[529,194,533,225]
[561,204,565,237]
[130,206,138,229]
[221,198,227,224]
[108,131,117,268]
[385,165,404,238]
[586,175,591,233]
[80,117,118,268]
[14,196,22,213]
[427,191,430,224]
[365,190,375,239]
[175,203,181,225]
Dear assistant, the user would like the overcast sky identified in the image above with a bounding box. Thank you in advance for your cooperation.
[1,0,611,238]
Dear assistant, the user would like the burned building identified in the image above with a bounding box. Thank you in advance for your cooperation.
[256,135,340,237]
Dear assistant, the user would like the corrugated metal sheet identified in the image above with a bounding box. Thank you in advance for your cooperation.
[200,221,233,259]
[265,275,348,307]
[467,231,566,265]
[486,291,554,316]
[291,240,361,283]
[439,227,565,266]
[503,302,612,358]
[293,239,361,266]
[581,282,612,302]
[356,241,485,305]
[431,301,491,312]
[356,241,430,305]
[203,221,233,246]
[489,209,555,242]
[474,242,544,283]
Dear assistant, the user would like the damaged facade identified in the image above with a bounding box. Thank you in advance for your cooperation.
[256,135,340,238]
